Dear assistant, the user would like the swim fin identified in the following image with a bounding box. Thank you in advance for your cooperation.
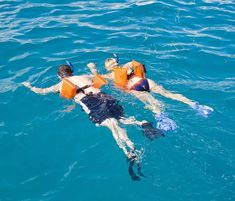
[141,122,164,140]
[155,113,177,131]
[191,102,214,117]
[128,154,145,181]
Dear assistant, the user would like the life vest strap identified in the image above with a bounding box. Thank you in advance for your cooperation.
[76,85,91,94]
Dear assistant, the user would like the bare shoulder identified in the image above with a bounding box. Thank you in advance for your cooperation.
[69,75,93,86]
[123,62,132,68]
[72,74,92,80]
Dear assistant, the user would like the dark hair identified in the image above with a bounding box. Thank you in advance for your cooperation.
[58,65,73,78]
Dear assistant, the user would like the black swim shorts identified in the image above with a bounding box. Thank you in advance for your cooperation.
[80,92,124,124]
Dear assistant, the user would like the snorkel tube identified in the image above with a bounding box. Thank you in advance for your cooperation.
[113,53,119,64]
[66,60,74,73]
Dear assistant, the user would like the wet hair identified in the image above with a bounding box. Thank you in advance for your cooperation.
[58,64,73,78]
[105,58,118,70]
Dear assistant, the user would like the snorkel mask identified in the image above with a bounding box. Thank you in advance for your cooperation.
[105,54,119,71]
[58,61,74,79]
[66,60,74,72]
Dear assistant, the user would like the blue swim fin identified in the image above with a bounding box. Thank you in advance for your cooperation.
[141,122,164,140]
[155,113,177,131]
[191,102,214,117]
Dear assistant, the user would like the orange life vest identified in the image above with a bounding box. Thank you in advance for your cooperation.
[60,75,107,99]
[60,78,78,99]
[113,67,128,89]
[113,60,145,88]
[131,60,145,78]
[92,74,108,88]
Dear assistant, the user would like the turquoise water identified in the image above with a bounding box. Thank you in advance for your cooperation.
[1,0,235,200]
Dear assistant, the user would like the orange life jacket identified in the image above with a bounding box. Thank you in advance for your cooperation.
[113,60,145,88]
[131,60,145,78]
[60,75,107,99]
[113,67,128,89]
[60,78,78,99]
[92,74,108,88]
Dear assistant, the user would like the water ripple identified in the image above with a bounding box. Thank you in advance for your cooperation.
[1,0,235,200]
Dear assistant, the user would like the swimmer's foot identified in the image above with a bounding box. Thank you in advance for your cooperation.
[155,113,177,131]
[127,149,142,163]
[191,102,214,117]
[127,153,138,163]
[127,151,137,162]
[141,122,164,140]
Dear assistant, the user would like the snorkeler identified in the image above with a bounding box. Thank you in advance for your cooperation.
[86,55,214,131]
[22,63,162,165]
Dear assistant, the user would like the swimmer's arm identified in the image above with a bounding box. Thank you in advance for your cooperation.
[100,72,113,80]
[22,82,60,95]
[63,101,76,113]
[87,62,113,80]
[86,62,97,74]
[123,62,132,69]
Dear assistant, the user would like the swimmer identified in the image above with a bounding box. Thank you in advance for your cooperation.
[22,63,163,166]
[86,55,214,131]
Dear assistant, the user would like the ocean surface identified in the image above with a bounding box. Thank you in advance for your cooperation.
[0,0,235,201]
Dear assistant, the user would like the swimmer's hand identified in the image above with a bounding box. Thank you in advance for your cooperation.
[62,103,76,113]
[155,113,177,131]
[87,62,97,74]
[22,81,32,89]
[191,102,214,117]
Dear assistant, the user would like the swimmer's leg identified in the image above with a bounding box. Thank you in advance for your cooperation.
[148,79,194,105]
[129,90,177,131]
[148,79,214,117]
[119,116,164,140]
[130,90,163,115]
[119,116,146,126]
[101,118,140,159]
[101,118,144,181]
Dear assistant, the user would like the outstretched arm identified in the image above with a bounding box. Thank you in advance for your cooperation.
[87,62,113,80]
[22,82,60,95]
